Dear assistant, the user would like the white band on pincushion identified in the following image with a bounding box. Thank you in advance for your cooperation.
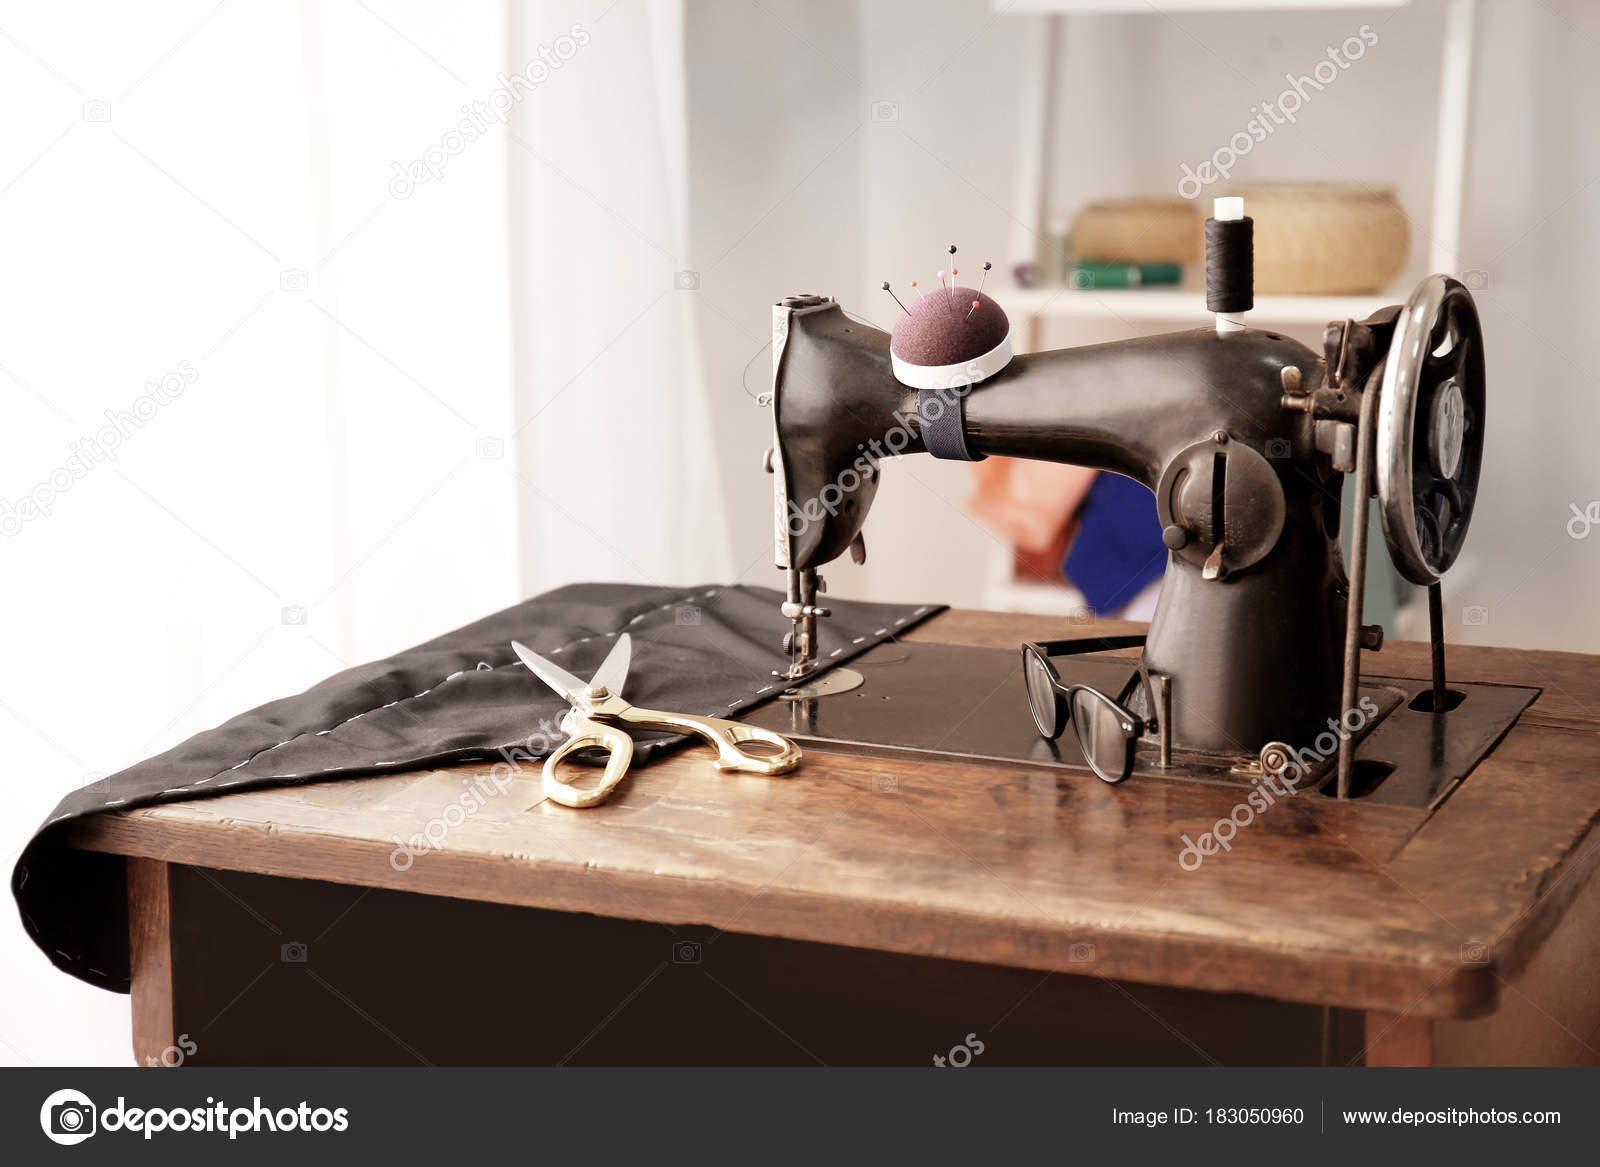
[890,330,1014,391]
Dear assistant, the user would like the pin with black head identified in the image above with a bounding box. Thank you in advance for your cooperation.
[881,280,910,316]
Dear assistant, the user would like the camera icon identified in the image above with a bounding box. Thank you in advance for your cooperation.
[674,270,700,291]
[80,773,112,795]
[281,604,307,626]
[672,940,702,964]
[476,436,504,460]
[1462,605,1489,627]
[281,941,308,963]
[675,605,701,626]
[1464,269,1489,290]
[870,99,900,122]
[82,100,112,123]
[1461,940,1489,965]
[280,269,309,293]
[872,774,899,794]
[43,1092,97,1145]
[1067,606,1093,625]
[1068,941,1096,963]
[1069,267,1096,289]
[1264,438,1292,460]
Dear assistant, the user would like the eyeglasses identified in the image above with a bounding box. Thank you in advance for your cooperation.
[1021,635,1165,784]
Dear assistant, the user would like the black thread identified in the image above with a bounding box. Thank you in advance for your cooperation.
[1205,216,1254,314]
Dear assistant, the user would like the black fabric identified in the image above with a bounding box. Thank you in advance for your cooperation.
[14,582,943,992]
[918,386,984,462]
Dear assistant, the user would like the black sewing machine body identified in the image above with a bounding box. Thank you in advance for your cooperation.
[764,266,1491,790]
[771,299,1342,755]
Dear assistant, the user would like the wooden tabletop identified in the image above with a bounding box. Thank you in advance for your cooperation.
[67,609,1600,1020]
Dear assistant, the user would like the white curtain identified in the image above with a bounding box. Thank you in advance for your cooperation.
[507,0,734,594]
[0,0,518,1065]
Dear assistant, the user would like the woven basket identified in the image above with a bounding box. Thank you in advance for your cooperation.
[1235,183,1410,294]
[1069,197,1202,264]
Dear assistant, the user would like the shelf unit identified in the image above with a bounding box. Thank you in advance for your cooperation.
[983,0,1478,615]
[1002,0,1476,327]
[1004,285,1397,325]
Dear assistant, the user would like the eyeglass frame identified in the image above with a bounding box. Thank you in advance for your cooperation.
[1020,635,1172,782]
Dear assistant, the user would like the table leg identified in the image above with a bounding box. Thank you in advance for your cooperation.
[126,856,176,1067]
[1363,1012,1434,1066]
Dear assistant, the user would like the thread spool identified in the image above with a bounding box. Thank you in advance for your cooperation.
[1206,196,1253,333]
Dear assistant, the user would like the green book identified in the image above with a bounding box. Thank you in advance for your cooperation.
[1068,262,1183,289]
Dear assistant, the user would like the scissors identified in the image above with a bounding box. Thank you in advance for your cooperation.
[512,634,803,808]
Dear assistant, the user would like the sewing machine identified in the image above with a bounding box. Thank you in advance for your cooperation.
[757,203,1519,802]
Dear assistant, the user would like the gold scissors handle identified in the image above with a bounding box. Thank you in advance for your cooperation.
[542,709,634,809]
[542,688,802,809]
[613,704,803,775]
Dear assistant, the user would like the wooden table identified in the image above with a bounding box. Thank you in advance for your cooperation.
[67,610,1600,1067]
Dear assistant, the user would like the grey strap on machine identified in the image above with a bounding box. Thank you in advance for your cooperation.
[918,387,985,462]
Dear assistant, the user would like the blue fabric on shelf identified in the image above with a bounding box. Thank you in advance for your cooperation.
[1063,473,1167,615]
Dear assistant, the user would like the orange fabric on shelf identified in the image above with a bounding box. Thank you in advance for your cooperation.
[967,458,1099,581]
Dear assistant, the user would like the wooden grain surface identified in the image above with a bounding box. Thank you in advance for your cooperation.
[66,609,1600,1021]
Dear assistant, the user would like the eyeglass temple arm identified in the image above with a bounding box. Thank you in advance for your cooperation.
[1028,634,1147,657]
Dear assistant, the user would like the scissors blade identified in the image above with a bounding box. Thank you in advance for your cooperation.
[511,640,587,701]
[590,633,632,697]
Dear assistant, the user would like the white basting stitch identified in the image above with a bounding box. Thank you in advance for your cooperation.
[160,788,186,795]
[728,701,740,709]
[830,648,843,657]
[106,799,127,806]
[875,628,887,635]
[852,637,865,644]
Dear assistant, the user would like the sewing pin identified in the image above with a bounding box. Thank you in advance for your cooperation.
[881,280,910,316]
[947,244,957,298]
[965,298,980,321]
[977,260,991,296]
